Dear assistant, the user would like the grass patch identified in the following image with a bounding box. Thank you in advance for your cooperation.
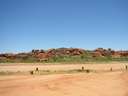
[0,68,93,76]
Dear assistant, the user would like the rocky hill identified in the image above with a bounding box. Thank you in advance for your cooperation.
[0,48,128,63]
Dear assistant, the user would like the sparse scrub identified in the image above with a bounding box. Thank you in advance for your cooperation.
[1,48,128,63]
[110,68,113,71]
[85,69,90,73]
[82,66,84,71]
[125,65,127,70]
[36,67,39,71]
[30,71,34,75]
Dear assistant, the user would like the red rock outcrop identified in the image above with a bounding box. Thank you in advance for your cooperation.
[0,48,128,62]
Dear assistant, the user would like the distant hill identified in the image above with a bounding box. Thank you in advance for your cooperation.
[0,48,128,63]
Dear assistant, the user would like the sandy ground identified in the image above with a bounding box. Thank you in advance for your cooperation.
[0,72,128,96]
[0,63,128,96]
[0,62,128,72]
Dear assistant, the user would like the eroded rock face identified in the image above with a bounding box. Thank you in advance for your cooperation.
[119,51,128,57]
[92,51,103,57]
[32,48,85,61]
[36,53,50,61]
[111,51,121,58]
[92,48,128,58]
[92,48,112,57]
[0,48,128,62]
[110,51,128,58]
[0,53,16,59]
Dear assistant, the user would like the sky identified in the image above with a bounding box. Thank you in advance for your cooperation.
[0,0,128,53]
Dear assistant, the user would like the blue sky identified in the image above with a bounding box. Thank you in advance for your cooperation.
[0,0,128,53]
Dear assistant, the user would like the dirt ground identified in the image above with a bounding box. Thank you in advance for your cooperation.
[0,63,128,96]
[0,62,128,72]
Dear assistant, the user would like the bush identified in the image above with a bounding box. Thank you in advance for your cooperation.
[30,71,34,75]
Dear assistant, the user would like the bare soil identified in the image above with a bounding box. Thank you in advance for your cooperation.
[0,62,128,72]
[0,63,128,96]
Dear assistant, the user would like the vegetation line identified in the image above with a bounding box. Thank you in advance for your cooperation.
[0,48,128,63]
[0,66,127,76]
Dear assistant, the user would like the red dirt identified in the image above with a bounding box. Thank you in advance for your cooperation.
[0,72,128,96]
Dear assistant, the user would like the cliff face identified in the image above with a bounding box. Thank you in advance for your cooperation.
[0,48,128,62]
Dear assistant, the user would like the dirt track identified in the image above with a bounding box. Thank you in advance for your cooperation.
[0,63,128,96]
